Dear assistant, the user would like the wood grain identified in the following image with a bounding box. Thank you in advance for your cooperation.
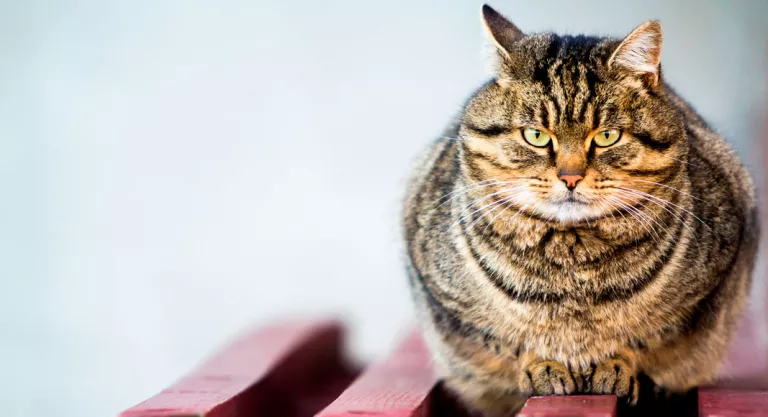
[316,330,441,417]
[698,387,768,417]
[517,395,617,417]
[119,320,357,417]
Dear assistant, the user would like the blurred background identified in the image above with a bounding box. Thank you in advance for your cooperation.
[1,1,766,416]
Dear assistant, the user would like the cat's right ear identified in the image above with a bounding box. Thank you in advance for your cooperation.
[481,4,524,58]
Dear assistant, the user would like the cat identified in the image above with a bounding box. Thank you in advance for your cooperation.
[402,4,759,415]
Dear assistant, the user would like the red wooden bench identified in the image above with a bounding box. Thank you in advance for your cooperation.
[118,320,358,417]
[119,314,767,417]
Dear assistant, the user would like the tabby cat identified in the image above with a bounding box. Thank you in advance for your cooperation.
[403,5,759,415]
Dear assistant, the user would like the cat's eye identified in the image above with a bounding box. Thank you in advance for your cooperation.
[592,129,622,147]
[522,128,551,147]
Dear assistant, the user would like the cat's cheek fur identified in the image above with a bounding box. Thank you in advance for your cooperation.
[595,146,638,169]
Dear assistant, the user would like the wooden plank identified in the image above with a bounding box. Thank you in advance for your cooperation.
[119,320,357,417]
[699,387,768,417]
[701,312,768,417]
[517,395,617,417]
[316,330,441,417]
[703,268,768,417]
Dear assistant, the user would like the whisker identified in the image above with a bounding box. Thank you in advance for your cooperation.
[449,186,513,220]
[431,179,502,207]
[612,190,672,237]
[617,186,713,233]
[433,176,538,209]
[595,198,618,223]
[507,201,532,223]
[468,194,524,231]
[463,189,527,227]
[465,197,511,230]
[482,199,513,234]
[651,152,704,169]
[623,199,671,243]
[446,185,527,233]
[622,206,662,245]
[482,198,529,234]
[599,196,637,241]
[626,179,706,203]
[598,196,638,243]
[614,188,695,235]
[606,195,661,244]
[449,195,499,230]
[435,182,520,209]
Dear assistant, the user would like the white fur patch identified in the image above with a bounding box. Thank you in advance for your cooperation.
[537,201,606,224]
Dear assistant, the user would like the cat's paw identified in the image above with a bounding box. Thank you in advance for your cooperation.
[590,357,639,405]
[519,360,577,396]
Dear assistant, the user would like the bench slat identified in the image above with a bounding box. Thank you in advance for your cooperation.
[702,304,768,417]
[517,395,617,417]
[119,320,356,417]
[698,387,768,417]
[316,331,440,417]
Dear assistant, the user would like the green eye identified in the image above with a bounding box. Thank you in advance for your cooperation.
[522,128,552,147]
[593,129,622,147]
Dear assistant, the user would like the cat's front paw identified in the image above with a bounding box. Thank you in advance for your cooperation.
[590,356,639,405]
[519,360,577,396]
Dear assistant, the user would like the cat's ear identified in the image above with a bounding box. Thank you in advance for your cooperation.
[608,20,663,88]
[481,4,524,57]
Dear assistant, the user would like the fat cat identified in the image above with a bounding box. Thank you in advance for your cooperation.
[403,5,759,415]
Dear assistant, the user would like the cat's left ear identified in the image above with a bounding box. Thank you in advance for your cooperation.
[609,20,663,89]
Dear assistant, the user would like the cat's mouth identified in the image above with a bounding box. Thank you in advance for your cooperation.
[537,192,603,224]
[555,193,589,205]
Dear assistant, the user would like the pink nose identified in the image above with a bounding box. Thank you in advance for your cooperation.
[559,174,583,190]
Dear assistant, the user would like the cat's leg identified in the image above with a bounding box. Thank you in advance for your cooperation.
[420,320,525,416]
[434,337,527,416]
[437,342,581,415]
[636,265,751,394]
[636,330,727,394]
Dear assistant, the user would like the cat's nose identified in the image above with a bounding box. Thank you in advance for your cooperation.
[558,174,583,190]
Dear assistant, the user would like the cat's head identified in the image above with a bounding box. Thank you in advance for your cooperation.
[459,5,686,224]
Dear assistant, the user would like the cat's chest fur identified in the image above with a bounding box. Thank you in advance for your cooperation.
[481,214,635,290]
[463,218,673,357]
[538,228,611,273]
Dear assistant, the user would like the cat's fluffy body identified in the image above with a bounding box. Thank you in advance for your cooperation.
[403,5,759,415]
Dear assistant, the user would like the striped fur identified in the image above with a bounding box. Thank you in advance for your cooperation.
[402,6,759,415]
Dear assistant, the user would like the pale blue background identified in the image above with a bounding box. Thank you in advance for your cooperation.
[2,1,767,416]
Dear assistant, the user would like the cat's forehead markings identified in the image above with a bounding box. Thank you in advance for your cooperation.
[545,101,558,130]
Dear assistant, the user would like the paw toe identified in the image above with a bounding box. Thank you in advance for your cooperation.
[590,358,638,404]
[520,361,576,396]
[519,370,534,396]
[530,364,555,395]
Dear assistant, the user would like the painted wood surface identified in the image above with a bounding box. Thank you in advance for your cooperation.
[118,320,357,417]
[702,240,768,417]
[315,330,443,417]
[517,395,617,417]
[116,313,768,417]
[699,387,768,417]
[697,374,768,417]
